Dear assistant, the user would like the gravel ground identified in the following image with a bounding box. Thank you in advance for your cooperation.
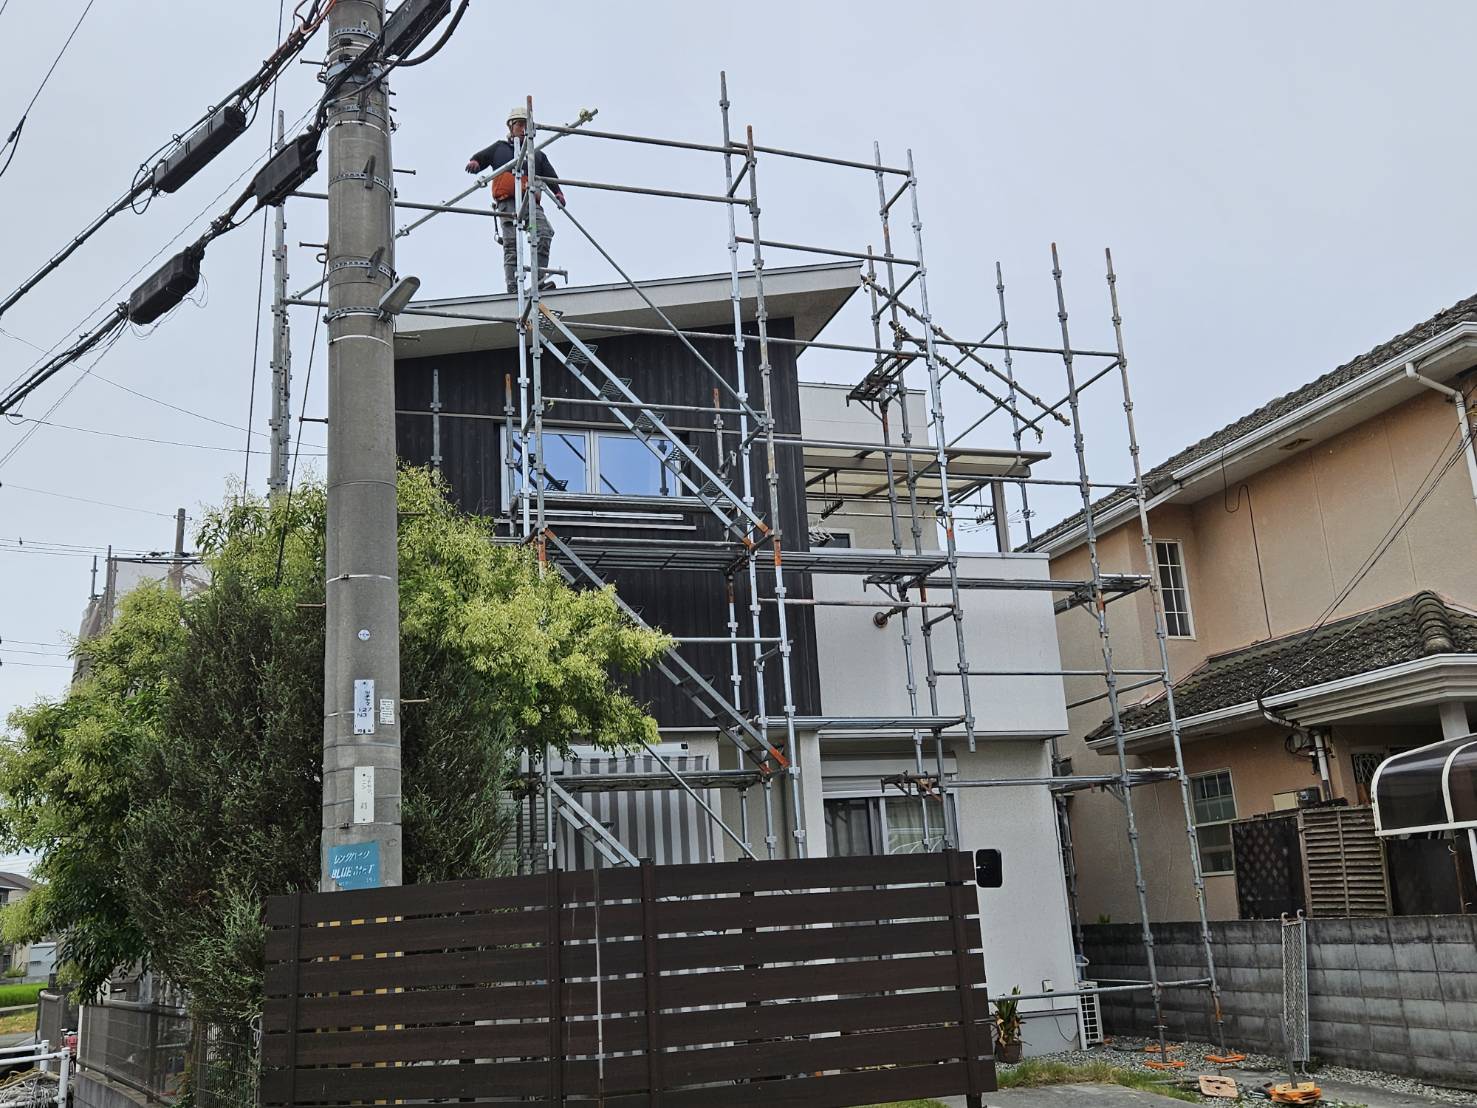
[1001,1037,1477,1106]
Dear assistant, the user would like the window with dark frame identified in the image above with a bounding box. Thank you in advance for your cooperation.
[506,427,685,499]
[1154,540,1194,637]
[823,794,951,856]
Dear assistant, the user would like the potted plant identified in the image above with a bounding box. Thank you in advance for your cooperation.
[993,986,1023,1064]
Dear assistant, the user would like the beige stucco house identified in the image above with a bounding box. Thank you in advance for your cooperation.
[1029,293,1477,923]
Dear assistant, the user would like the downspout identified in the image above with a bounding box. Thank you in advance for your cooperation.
[1404,362,1477,511]
[1257,695,1334,799]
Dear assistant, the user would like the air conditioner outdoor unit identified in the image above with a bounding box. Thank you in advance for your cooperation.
[1077,981,1104,1047]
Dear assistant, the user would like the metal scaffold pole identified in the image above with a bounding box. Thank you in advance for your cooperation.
[1106,247,1227,1050]
[904,149,979,764]
[995,262,1031,542]
[1050,242,1167,1054]
[320,0,402,891]
[742,125,808,857]
[870,143,955,847]
[866,252,933,851]
[521,97,561,876]
[719,72,779,860]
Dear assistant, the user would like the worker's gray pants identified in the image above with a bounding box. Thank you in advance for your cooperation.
[496,198,554,293]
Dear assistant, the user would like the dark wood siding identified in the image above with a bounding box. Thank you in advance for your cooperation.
[396,319,819,725]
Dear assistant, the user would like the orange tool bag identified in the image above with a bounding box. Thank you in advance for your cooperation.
[491,171,526,201]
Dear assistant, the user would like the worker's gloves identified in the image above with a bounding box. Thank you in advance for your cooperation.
[465,159,480,174]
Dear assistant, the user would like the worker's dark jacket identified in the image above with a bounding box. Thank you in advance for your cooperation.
[468,139,563,198]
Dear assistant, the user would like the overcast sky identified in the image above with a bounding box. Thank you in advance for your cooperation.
[4,0,1477,734]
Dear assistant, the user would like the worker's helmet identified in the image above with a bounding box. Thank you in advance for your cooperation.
[506,106,529,127]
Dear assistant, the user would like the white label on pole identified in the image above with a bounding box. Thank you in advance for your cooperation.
[353,766,375,824]
[353,679,375,735]
[379,698,395,726]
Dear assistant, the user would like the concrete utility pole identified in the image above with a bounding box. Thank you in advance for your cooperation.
[320,0,402,892]
[268,111,292,501]
[169,508,187,594]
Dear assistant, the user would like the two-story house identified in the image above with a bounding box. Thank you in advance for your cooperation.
[1031,292,1477,922]
[392,261,1086,1050]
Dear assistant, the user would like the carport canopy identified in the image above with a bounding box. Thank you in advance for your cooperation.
[1372,733,1477,836]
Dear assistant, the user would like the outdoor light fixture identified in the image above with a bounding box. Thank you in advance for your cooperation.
[378,276,421,319]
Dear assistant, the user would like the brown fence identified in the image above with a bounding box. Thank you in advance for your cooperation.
[261,850,993,1107]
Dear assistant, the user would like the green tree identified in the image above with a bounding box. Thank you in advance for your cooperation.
[0,468,668,1023]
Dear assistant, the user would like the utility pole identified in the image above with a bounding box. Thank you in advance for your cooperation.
[268,111,292,502]
[320,0,402,892]
[169,508,187,594]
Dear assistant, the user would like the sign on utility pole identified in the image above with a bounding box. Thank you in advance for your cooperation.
[320,0,403,891]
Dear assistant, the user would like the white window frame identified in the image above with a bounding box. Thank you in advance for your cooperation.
[1190,768,1236,876]
[1154,539,1195,639]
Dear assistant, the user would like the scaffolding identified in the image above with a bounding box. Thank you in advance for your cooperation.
[284,72,1228,1053]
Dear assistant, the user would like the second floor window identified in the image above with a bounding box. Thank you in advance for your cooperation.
[508,428,683,498]
[1154,540,1194,637]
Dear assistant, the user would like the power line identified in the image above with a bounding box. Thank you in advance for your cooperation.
[0,547,104,561]
[0,482,180,519]
[0,538,152,555]
[0,0,98,182]
[0,322,127,471]
[0,660,71,669]
[0,2,336,322]
[0,100,320,430]
[89,373,267,438]
[0,326,45,355]
[2,139,287,401]
[4,413,325,455]
[1259,423,1472,700]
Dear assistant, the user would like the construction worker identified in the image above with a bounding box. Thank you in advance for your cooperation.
[465,106,566,294]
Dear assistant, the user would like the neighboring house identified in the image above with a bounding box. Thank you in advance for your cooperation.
[74,547,206,683]
[393,262,1084,1051]
[0,871,42,978]
[1029,292,1477,922]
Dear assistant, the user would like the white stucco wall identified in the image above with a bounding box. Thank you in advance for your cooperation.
[800,381,936,550]
[955,742,1083,1054]
[809,548,1081,1050]
[810,550,1069,737]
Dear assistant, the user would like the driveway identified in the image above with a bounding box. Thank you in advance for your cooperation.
[933,1068,1472,1107]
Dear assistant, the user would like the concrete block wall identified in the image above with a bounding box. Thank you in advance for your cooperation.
[1082,916,1477,1091]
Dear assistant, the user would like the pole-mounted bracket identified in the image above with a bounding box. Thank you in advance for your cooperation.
[329,170,393,195]
[323,306,387,325]
[329,256,396,283]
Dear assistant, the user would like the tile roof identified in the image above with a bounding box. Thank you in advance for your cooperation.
[1089,591,1477,740]
[1028,292,1477,553]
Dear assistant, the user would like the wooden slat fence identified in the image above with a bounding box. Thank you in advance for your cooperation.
[261,850,993,1107]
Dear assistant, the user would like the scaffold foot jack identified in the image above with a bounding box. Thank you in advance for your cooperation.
[1265,1080,1322,1104]
[1206,1050,1248,1065]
